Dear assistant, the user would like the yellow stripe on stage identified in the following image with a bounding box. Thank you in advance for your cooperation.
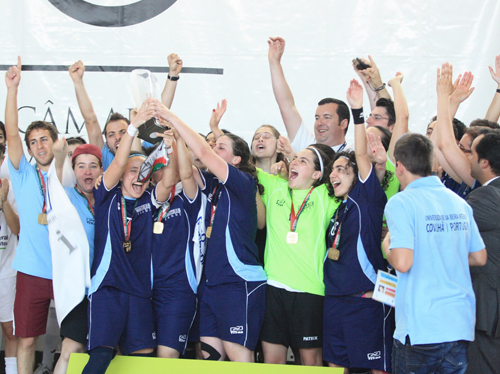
[68,353,344,373]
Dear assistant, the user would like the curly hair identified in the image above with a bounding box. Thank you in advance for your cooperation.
[224,133,264,195]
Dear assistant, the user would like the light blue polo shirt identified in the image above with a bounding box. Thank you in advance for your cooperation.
[65,187,95,268]
[101,144,114,172]
[385,176,484,345]
[8,156,52,279]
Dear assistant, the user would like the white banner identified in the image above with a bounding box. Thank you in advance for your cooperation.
[1,0,499,146]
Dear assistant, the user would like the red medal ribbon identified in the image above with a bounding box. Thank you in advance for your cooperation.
[36,166,47,214]
[74,186,95,217]
[121,196,139,242]
[209,184,222,227]
[289,187,315,232]
[156,185,176,222]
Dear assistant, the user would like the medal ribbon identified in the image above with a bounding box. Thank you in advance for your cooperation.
[36,166,47,214]
[209,183,223,227]
[331,207,342,249]
[289,187,315,232]
[156,185,176,222]
[74,186,95,217]
[336,142,347,153]
[121,196,139,242]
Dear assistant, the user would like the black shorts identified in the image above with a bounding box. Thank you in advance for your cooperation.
[60,298,88,345]
[260,285,323,349]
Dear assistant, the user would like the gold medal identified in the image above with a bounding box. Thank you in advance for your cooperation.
[123,240,132,252]
[38,213,48,225]
[153,221,164,234]
[328,247,340,261]
[206,226,212,238]
[286,232,299,244]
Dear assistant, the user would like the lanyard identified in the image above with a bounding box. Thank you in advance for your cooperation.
[36,166,47,214]
[156,185,176,222]
[289,187,315,232]
[330,201,348,249]
[331,207,342,249]
[121,196,139,242]
[74,186,95,217]
[336,142,347,153]
[209,183,223,227]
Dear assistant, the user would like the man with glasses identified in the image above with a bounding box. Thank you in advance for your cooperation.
[366,98,396,132]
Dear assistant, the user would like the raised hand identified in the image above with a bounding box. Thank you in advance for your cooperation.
[53,138,68,157]
[450,71,475,104]
[5,56,21,89]
[132,98,157,127]
[156,129,176,148]
[367,132,387,165]
[69,60,85,82]
[388,72,404,87]
[0,178,9,207]
[346,79,364,109]
[488,54,500,85]
[270,160,288,179]
[210,99,227,129]
[436,63,455,98]
[168,53,183,76]
[277,135,296,160]
[359,55,384,88]
[268,37,286,63]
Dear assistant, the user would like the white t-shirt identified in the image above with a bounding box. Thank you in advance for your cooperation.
[290,122,350,153]
[0,181,18,279]
[0,155,11,180]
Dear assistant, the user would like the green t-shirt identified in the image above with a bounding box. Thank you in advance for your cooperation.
[380,157,400,258]
[258,169,339,296]
[384,157,400,202]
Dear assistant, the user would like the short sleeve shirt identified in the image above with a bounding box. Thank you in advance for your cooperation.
[324,167,387,296]
[8,156,52,279]
[385,176,485,345]
[200,165,266,285]
[89,181,157,298]
[65,187,96,267]
[258,169,339,296]
[152,189,202,294]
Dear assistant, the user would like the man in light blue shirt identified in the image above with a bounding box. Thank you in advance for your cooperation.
[5,57,59,374]
[383,133,486,374]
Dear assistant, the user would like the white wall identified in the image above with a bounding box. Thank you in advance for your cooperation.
[0,0,499,147]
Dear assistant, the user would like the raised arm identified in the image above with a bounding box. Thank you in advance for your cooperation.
[267,37,303,142]
[155,101,229,183]
[0,179,20,235]
[436,65,475,187]
[103,99,156,189]
[4,57,24,170]
[387,73,408,163]
[485,54,500,122]
[208,99,227,141]
[69,60,103,150]
[161,53,183,109]
[346,79,371,181]
[176,134,198,200]
[358,56,392,102]
[52,138,68,183]
[154,131,178,203]
[449,71,475,119]
[367,133,387,183]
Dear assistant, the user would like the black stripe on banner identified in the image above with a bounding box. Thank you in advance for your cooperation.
[0,65,223,75]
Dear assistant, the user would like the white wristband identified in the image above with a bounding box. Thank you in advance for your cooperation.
[127,124,138,137]
[167,147,173,155]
